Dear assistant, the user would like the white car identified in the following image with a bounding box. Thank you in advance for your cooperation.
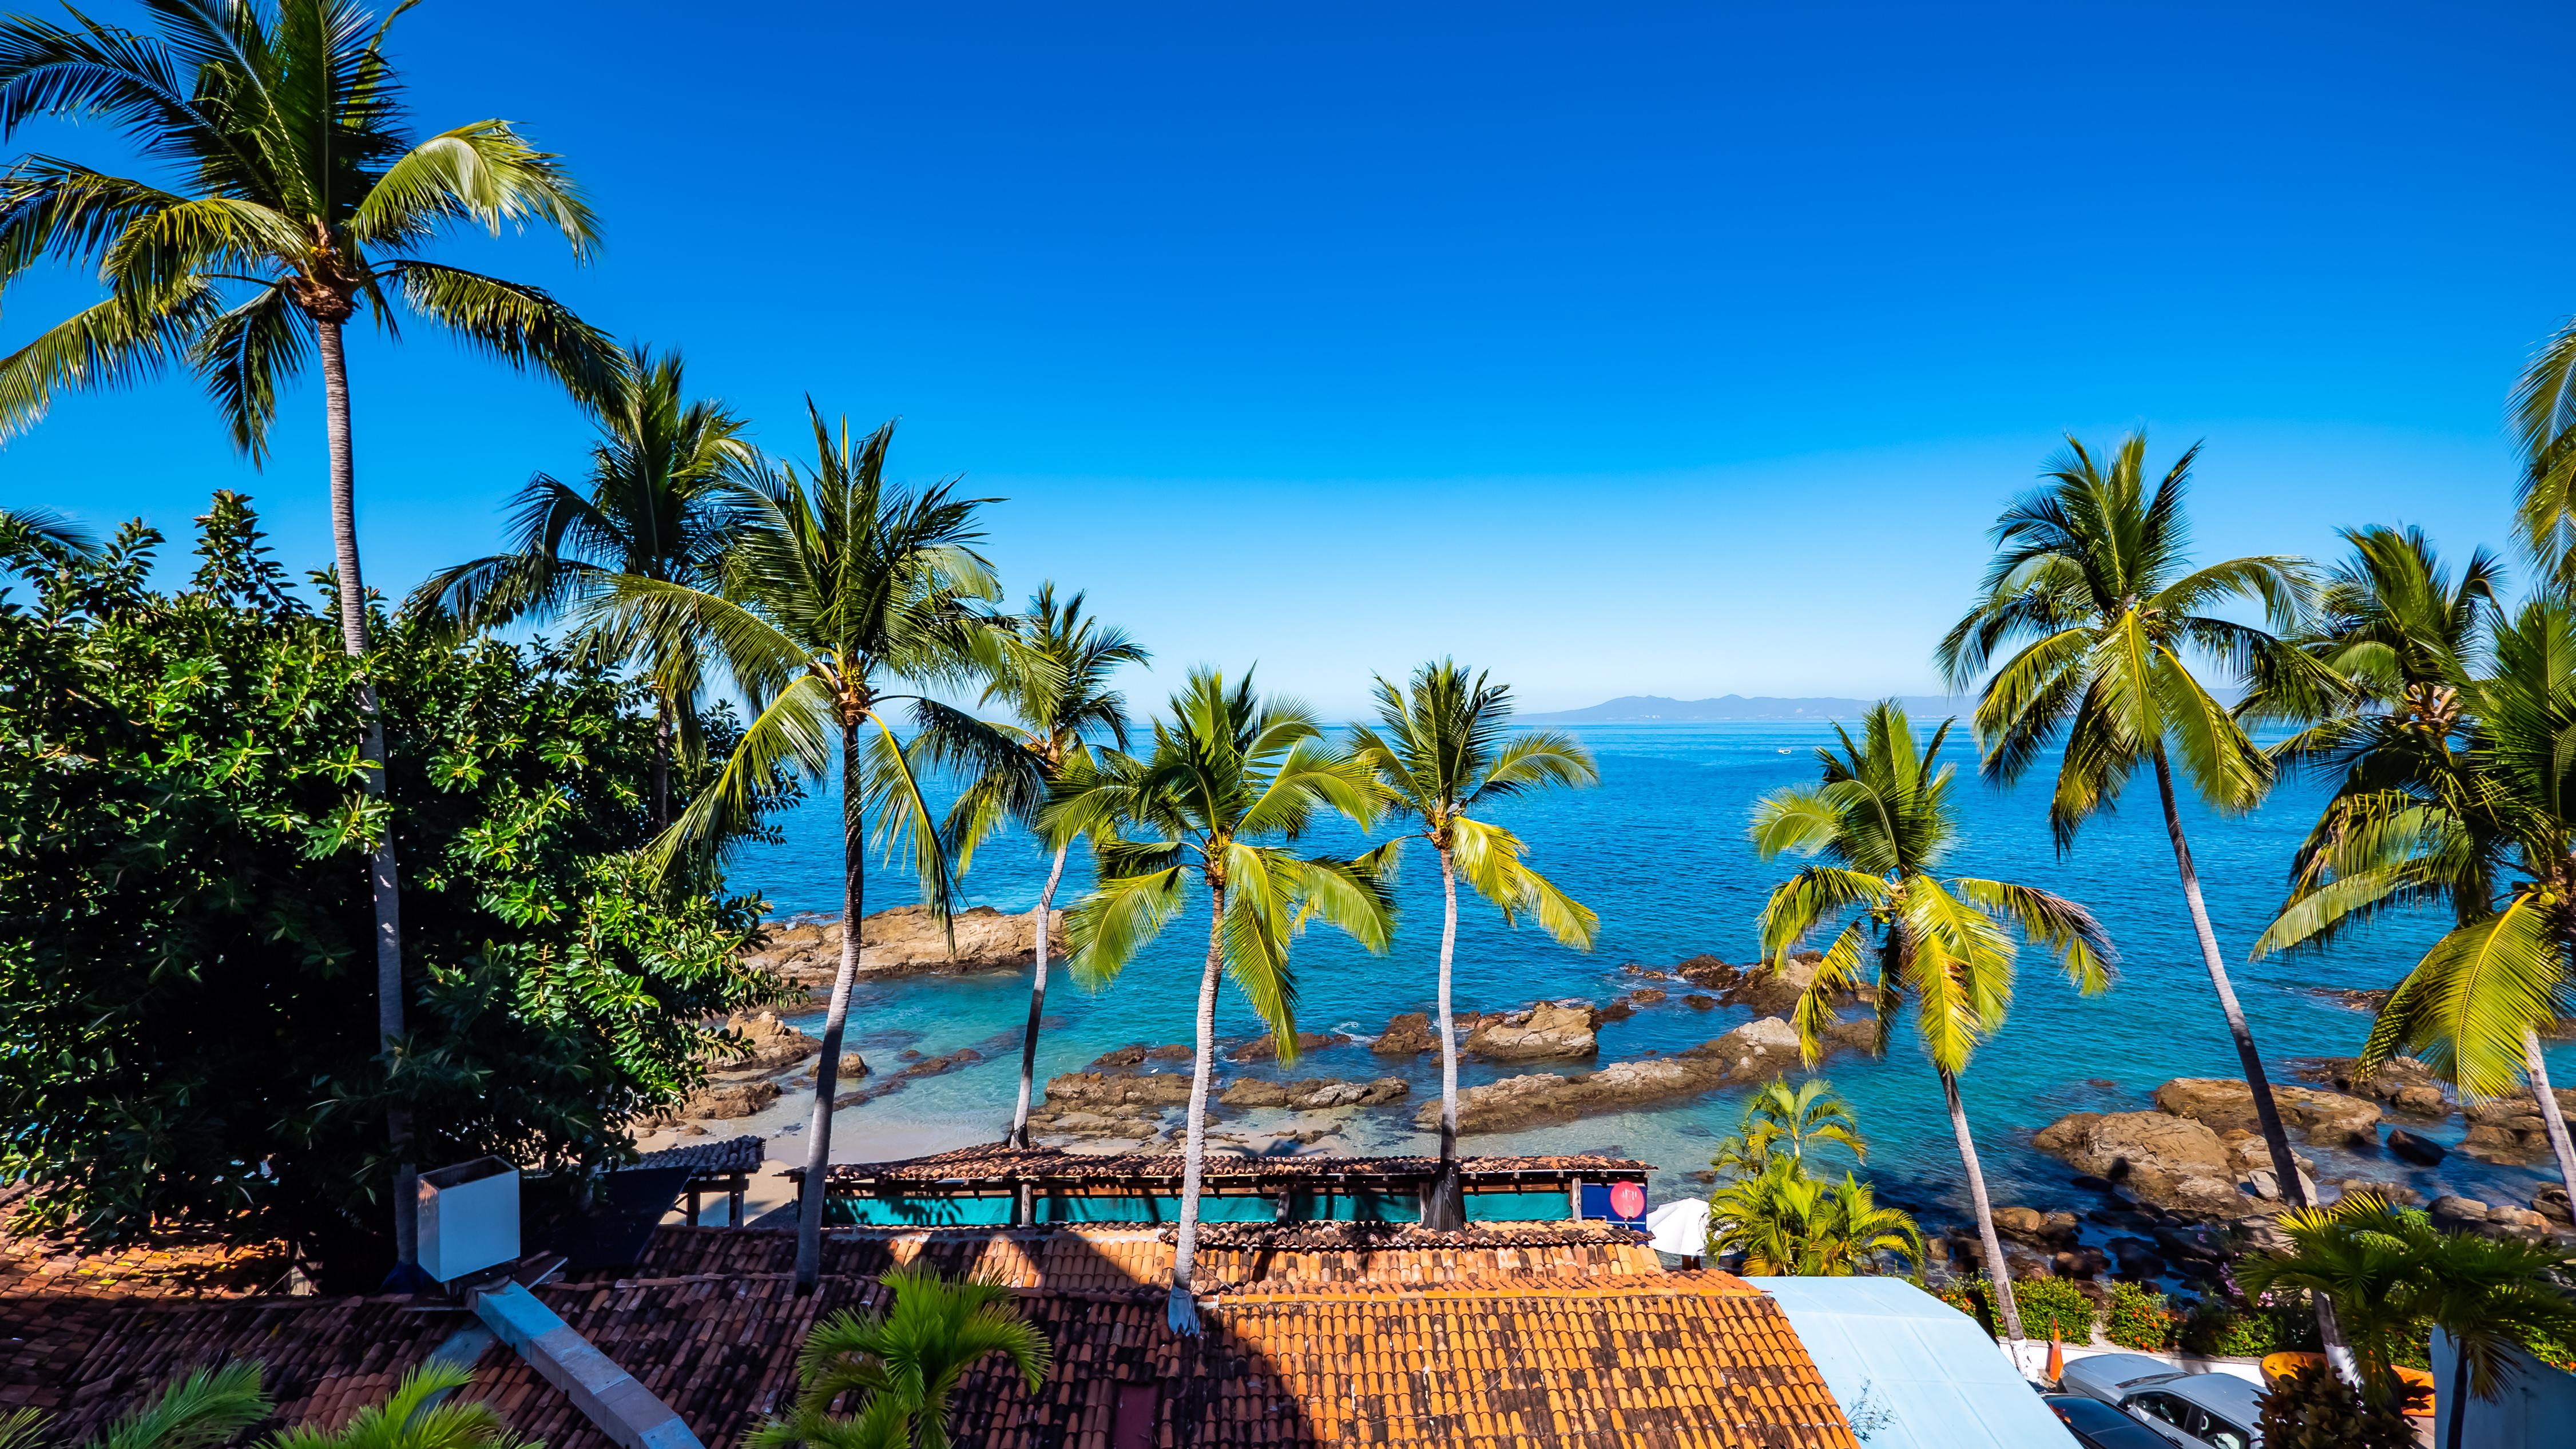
[2058,1353,2264,1449]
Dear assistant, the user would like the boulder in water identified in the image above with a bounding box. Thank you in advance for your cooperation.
[2031,1110,2247,1219]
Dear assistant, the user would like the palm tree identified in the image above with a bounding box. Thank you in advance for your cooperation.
[0,505,96,559]
[0,1362,267,1449]
[1708,1077,1869,1178]
[747,1267,1054,1449]
[2255,597,2576,1219]
[2261,525,2499,771]
[407,344,753,827]
[1710,1154,1923,1277]
[934,583,1147,1149]
[2417,1230,2576,1449]
[1347,660,1598,1226]
[1936,433,2324,1216]
[1751,699,2110,1351]
[0,0,617,1266]
[598,408,1029,1292]
[2510,313,2576,579]
[263,1363,530,1449]
[1046,668,1394,1332]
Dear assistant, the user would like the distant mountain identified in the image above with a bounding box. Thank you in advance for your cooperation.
[1522,694,1971,722]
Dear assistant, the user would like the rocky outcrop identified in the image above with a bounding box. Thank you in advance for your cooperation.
[666,1078,780,1122]
[1426,1017,1814,1134]
[1025,1069,1194,1141]
[745,905,1067,989]
[2030,1110,2248,1219]
[710,1010,821,1074]
[1371,1013,1438,1057]
[839,1046,982,1106]
[1091,1043,1193,1069]
[2290,1055,2451,1118]
[2151,1078,2382,1147]
[1228,1031,1351,1063]
[1464,1002,1599,1061]
[2431,1194,2559,1242]
[1627,987,1668,1006]
[1220,1077,1409,1110]
[2458,1090,2576,1163]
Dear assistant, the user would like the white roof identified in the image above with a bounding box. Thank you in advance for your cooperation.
[1749,1276,2081,1449]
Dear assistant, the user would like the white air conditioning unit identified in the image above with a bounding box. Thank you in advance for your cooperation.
[418,1156,519,1283]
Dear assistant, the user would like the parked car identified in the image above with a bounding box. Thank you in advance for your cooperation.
[2059,1353,2263,1449]
[2044,1393,2173,1449]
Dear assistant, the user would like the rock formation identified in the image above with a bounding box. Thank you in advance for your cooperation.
[1227,1030,1351,1063]
[1220,1077,1410,1110]
[1464,1001,1600,1061]
[2150,1077,2382,1147]
[2458,1089,2576,1163]
[2289,1055,2451,1118]
[744,905,1067,990]
[1425,1017,1814,1134]
[1371,1013,1438,1056]
[1024,1069,1196,1141]
[1091,1043,1193,1069]
[2030,1110,2248,1219]
[710,1010,821,1074]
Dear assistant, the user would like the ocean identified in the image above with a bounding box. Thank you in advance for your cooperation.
[724,721,2570,1232]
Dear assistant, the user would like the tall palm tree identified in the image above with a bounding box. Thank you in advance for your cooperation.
[600,408,1028,1292]
[0,0,617,1267]
[407,344,752,827]
[2261,525,2499,771]
[1347,660,1598,1226]
[747,1267,1054,1449]
[1751,699,2110,1351]
[2511,313,2576,579]
[2254,597,2576,1219]
[1936,433,2323,1213]
[0,1362,268,1449]
[1046,668,1394,1333]
[262,1363,530,1449]
[936,583,1147,1149]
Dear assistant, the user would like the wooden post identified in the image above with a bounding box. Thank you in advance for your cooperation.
[1568,1177,1585,1222]
[686,1188,701,1226]
[728,1178,745,1227]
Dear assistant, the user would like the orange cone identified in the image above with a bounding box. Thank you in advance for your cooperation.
[2045,1328,2064,1384]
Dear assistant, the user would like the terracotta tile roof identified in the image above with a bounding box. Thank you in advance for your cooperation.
[628,1134,765,1177]
[815,1144,1652,1186]
[0,1206,293,1412]
[31,1227,1855,1448]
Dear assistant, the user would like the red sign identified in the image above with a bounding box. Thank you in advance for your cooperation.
[1609,1181,1646,1221]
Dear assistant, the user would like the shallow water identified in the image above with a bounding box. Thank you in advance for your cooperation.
[723,722,2573,1234]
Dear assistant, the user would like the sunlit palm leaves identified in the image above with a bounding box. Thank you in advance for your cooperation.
[0,1361,268,1449]
[1709,1154,1922,1277]
[263,1363,529,1449]
[747,1267,1053,1449]
[1708,1078,1867,1178]
[2512,313,2576,582]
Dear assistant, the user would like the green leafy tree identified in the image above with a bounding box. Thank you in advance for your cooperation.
[1348,660,1598,1226]
[0,1362,268,1449]
[1709,1153,1922,1277]
[409,344,754,827]
[264,1363,530,1449]
[0,495,777,1284]
[1708,1078,1868,1178]
[0,0,619,1265]
[597,408,1028,1292]
[1047,668,1394,1333]
[1750,700,2110,1350]
[2253,596,2576,1221]
[747,1267,1054,1449]
[932,584,1146,1149]
[1936,433,2324,1217]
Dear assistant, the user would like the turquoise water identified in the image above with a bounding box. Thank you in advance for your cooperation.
[725,722,2571,1231]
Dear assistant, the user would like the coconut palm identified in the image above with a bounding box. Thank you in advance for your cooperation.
[1347,660,1598,1226]
[0,0,617,1264]
[2260,525,2499,774]
[1046,668,1394,1332]
[407,344,753,827]
[934,583,1148,1148]
[1751,698,2110,1349]
[2511,313,2576,580]
[1936,433,2324,1217]
[746,1266,1054,1449]
[263,1363,529,1449]
[0,505,95,560]
[1707,1077,1868,1179]
[596,408,1029,1291]
[1710,1154,1923,1277]
[0,1361,268,1449]
[2253,597,2576,1219]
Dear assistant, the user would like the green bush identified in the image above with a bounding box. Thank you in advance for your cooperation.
[2255,1364,2419,1449]
[2103,1281,2180,1350]
[1932,1274,2095,1341]
[2180,1296,2320,1357]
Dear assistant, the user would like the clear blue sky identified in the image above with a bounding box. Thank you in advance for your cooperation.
[0,1,2566,714]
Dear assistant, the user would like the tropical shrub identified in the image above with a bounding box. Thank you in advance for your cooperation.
[2103,1281,2181,1350]
[0,498,785,1284]
[1710,1153,1922,1276]
[747,1267,1054,1449]
[1937,1275,2096,1341]
[2180,1295,2321,1357]
[2254,1364,2418,1449]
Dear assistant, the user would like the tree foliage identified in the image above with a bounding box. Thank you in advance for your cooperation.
[0,494,781,1282]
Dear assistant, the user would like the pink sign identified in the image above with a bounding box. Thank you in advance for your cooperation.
[1609,1181,1645,1220]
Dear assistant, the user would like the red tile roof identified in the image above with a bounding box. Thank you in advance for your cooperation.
[815,1144,1651,1186]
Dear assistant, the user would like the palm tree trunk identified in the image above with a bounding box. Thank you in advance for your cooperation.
[2523,1027,2576,1226]
[1007,844,1070,1149]
[794,721,864,1292]
[1169,880,1224,1336]
[2149,745,2353,1376]
[1426,846,1465,1229]
[1940,1067,2027,1355]
[319,320,415,1272]
[652,694,673,829]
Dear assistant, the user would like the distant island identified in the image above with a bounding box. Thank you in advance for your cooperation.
[1522,694,1971,722]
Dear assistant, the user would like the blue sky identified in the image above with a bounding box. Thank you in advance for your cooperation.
[0,1,2566,714]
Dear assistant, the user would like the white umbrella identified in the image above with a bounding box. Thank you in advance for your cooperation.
[1644,1197,1712,1257]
